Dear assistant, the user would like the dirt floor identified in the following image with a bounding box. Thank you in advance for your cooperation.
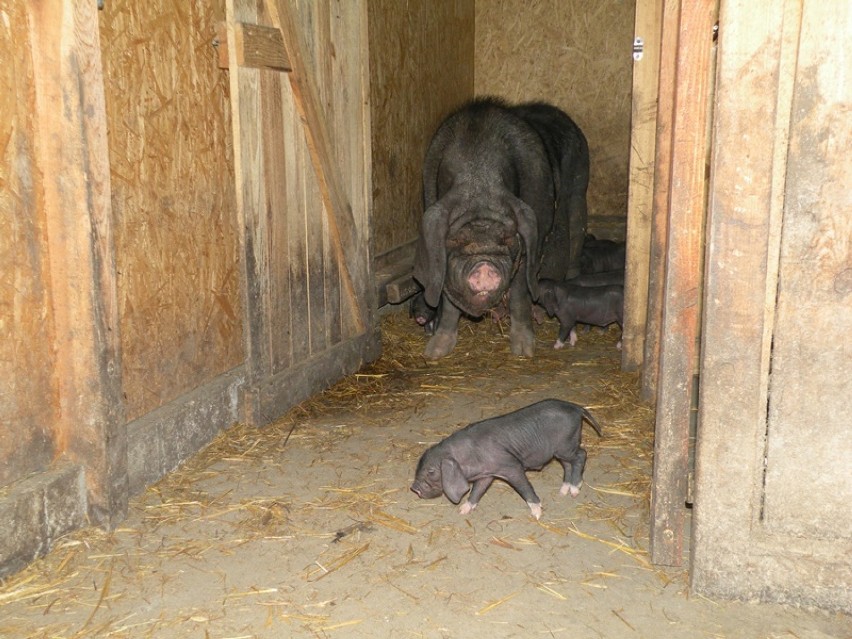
[1,311,849,639]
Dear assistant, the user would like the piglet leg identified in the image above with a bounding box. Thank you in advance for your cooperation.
[459,477,494,516]
[502,469,543,520]
[557,448,587,497]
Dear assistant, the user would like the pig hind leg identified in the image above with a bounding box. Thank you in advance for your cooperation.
[557,447,587,497]
[502,468,543,520]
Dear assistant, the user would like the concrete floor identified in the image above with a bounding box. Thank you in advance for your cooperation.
[0,312,848,638]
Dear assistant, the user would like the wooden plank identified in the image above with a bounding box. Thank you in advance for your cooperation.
[226,0,270,386]
[27,0,127,525]
[649,0,717,567]
[693,0,811,602]
[216,22,291,71]
[0,1,56,488]
[286,82,311,364]
[235,22,291,71]
[641,0,681,403]
[622,0,663,372]
[760,1,851,539]
[260,68,291,373]
[266,0,368,334]
[385,275,420,306]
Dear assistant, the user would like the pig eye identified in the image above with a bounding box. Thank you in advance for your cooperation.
[427,467,438,478]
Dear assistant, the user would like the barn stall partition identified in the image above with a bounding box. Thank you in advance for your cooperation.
[0,0,383,577]
[627,0,851,611]
[1,0,849,615]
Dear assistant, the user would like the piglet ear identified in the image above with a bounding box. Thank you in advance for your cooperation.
[440,457,469,504]
[413,202,449,308]
[505,195,540,301]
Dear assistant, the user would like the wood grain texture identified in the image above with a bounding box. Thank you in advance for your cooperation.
[641,0,680,404]
[475,0,635,238]
[622,0,663,371]
[228,0,379,425]
[0,0,57,488]
[29,0,127,524]
[650,0,717,567]
[100,0,243,421]
[367,1,475,258]
[694,0,851,611]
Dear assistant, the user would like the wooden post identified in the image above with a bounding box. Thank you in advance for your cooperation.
[649,0,717,566]
[28,0,127,526]
[622,0,663,372]
[641,0,681,403]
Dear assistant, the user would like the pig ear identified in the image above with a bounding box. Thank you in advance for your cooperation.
[440,457,469,504]
[413,201,449,308]
[506,196,540,301]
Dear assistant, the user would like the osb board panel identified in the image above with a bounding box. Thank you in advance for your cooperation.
[762,0,851,540]
[474,0,635,238]
[253,0,372,372]
[0,3,57,487]
[368,0,475,257]
[99,0,243,421]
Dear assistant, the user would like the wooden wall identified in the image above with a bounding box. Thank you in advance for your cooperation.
[693,0,851,611]
[474,0,636,239]
[368,0,475,260]
[0,1,57,488]
[100,0,243,422]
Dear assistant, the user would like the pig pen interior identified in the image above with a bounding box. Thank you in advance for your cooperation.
[2,312,847,639]
[3,0,850,635]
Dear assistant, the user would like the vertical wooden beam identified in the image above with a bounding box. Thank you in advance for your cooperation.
[641,0,681,403]
[622,0,663,372]
[650,0,717,566]
[28,0,127,526]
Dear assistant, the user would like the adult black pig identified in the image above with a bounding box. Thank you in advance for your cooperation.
[410,399,602,520]
[413,98,589,359]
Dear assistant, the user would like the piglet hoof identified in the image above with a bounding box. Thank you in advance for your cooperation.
[459,501,476,516]
[560,482,582,497]
[616,340,623,351]
[553,339,565,350]
[527,502,543,520]
[569,329,578,347]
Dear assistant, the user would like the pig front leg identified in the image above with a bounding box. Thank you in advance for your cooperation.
[508,272,535,357]
[557,447,587,497]
[424,300,462,359]
[459,477,494,515]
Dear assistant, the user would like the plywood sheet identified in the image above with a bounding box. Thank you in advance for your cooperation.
[99,0,243,421]
[474,0,635,238]
[368,1,475,257]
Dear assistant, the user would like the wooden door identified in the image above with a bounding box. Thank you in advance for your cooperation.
[223,0,380,426]
[693,0,851,611]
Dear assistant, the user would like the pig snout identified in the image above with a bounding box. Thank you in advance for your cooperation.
[468,261,502,299]
[410,484,423,498]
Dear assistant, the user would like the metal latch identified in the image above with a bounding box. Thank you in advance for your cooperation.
[633,37,644,61]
